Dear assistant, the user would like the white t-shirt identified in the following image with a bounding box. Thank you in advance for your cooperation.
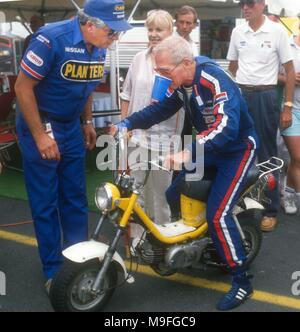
[120,49,185,151]
[227,16,293,85]
[174,30,199,57]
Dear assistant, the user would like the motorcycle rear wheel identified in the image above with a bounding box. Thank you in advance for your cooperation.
[238,211,262,267]
[49,259,117,312]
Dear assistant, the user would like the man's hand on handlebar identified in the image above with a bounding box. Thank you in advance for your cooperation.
[106,124,119,136]
[164,150,191,170]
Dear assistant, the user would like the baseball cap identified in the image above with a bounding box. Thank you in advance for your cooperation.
[83,0,132,32]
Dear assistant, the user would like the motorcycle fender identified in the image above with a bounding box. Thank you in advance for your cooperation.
[62,240,133,283]
[243,197,265,210]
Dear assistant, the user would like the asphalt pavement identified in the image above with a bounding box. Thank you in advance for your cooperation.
[0,197,300,312]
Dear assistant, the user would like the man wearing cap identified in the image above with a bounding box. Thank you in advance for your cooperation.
[14,0,131,291]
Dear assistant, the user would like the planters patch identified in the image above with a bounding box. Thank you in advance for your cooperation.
[61,60,104,82]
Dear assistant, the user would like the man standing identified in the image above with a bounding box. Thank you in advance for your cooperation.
[174,5,199,56]
[227,0,295,232]
[110,35,258,310]
[14,0,131,290]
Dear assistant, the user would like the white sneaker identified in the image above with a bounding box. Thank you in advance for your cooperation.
[282,190,297,215]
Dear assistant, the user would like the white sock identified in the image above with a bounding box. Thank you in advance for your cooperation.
[285,185,295,193]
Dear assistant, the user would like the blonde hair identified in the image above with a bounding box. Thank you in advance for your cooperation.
[145,10,173,33]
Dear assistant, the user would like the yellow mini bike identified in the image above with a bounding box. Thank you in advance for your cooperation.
[50,134,283,312]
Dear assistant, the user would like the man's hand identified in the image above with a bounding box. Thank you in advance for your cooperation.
[106,124,119,136]
[82,124,97,150]
[36,132,61,161]
[164,150,191,170]
[280,108,292,130]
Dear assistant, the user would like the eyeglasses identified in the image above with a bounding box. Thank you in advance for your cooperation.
[239,0,257,8]
[107,28,120,38]
[155,61,183,76]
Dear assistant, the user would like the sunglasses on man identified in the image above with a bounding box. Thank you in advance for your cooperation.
[107,29,120,38]
[239,0,259,8]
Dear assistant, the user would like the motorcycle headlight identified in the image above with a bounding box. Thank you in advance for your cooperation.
[95,183,121,212]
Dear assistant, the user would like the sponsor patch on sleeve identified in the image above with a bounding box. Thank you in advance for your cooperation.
[26,50,44,67]
[215,92,228,104]
[36,34,51,48]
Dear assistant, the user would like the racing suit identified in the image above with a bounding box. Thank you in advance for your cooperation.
[119,56,258,270]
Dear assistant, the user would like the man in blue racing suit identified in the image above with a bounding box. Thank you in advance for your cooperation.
[14,0,132,291]
[110,35,259,311]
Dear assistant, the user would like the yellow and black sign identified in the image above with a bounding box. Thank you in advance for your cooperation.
[61,60,104,82]
[280,17,300,36]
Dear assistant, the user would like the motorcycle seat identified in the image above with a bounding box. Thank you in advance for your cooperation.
[178,165,260,203]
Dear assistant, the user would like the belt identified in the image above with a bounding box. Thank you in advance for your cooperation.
[238,84,277,92]
[39,111,78,124]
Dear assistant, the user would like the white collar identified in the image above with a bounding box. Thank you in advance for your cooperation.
[244,15,271,34]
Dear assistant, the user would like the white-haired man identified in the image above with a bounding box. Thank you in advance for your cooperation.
[109,35,258,311]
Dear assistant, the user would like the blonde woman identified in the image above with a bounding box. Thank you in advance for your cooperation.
[120,10,184,225]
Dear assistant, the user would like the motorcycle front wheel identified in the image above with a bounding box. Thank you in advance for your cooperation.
[49,259,117,312]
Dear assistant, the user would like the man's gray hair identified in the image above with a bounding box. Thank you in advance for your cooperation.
[78,9,106,28]
[153,36,194,64]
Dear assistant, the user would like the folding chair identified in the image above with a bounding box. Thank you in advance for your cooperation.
[0,75,20,173]
[0,124,18,173]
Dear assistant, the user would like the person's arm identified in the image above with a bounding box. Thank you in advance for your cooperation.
[81,94,97,150]
[119,91,183,131]
[281,60,295,129]
[226,28,238,78]
[120,60,133,120]
[296,72,300,86]
[228,60,238,78]
[278,72,286,85]
[15,71,60,160]
[121,99,130,120]
[108,92,183,136]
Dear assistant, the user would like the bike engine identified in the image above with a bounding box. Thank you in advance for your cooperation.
[165,238,210,269]
[136,239,165,265]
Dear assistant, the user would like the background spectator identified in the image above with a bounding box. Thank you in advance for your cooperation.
[174,5,199,56]
[227,0,295,232]
[21,14,45,56]
[279,23,300,214]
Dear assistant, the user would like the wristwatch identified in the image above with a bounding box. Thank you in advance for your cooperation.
[82,120,93,125]
[284,101,294,108]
